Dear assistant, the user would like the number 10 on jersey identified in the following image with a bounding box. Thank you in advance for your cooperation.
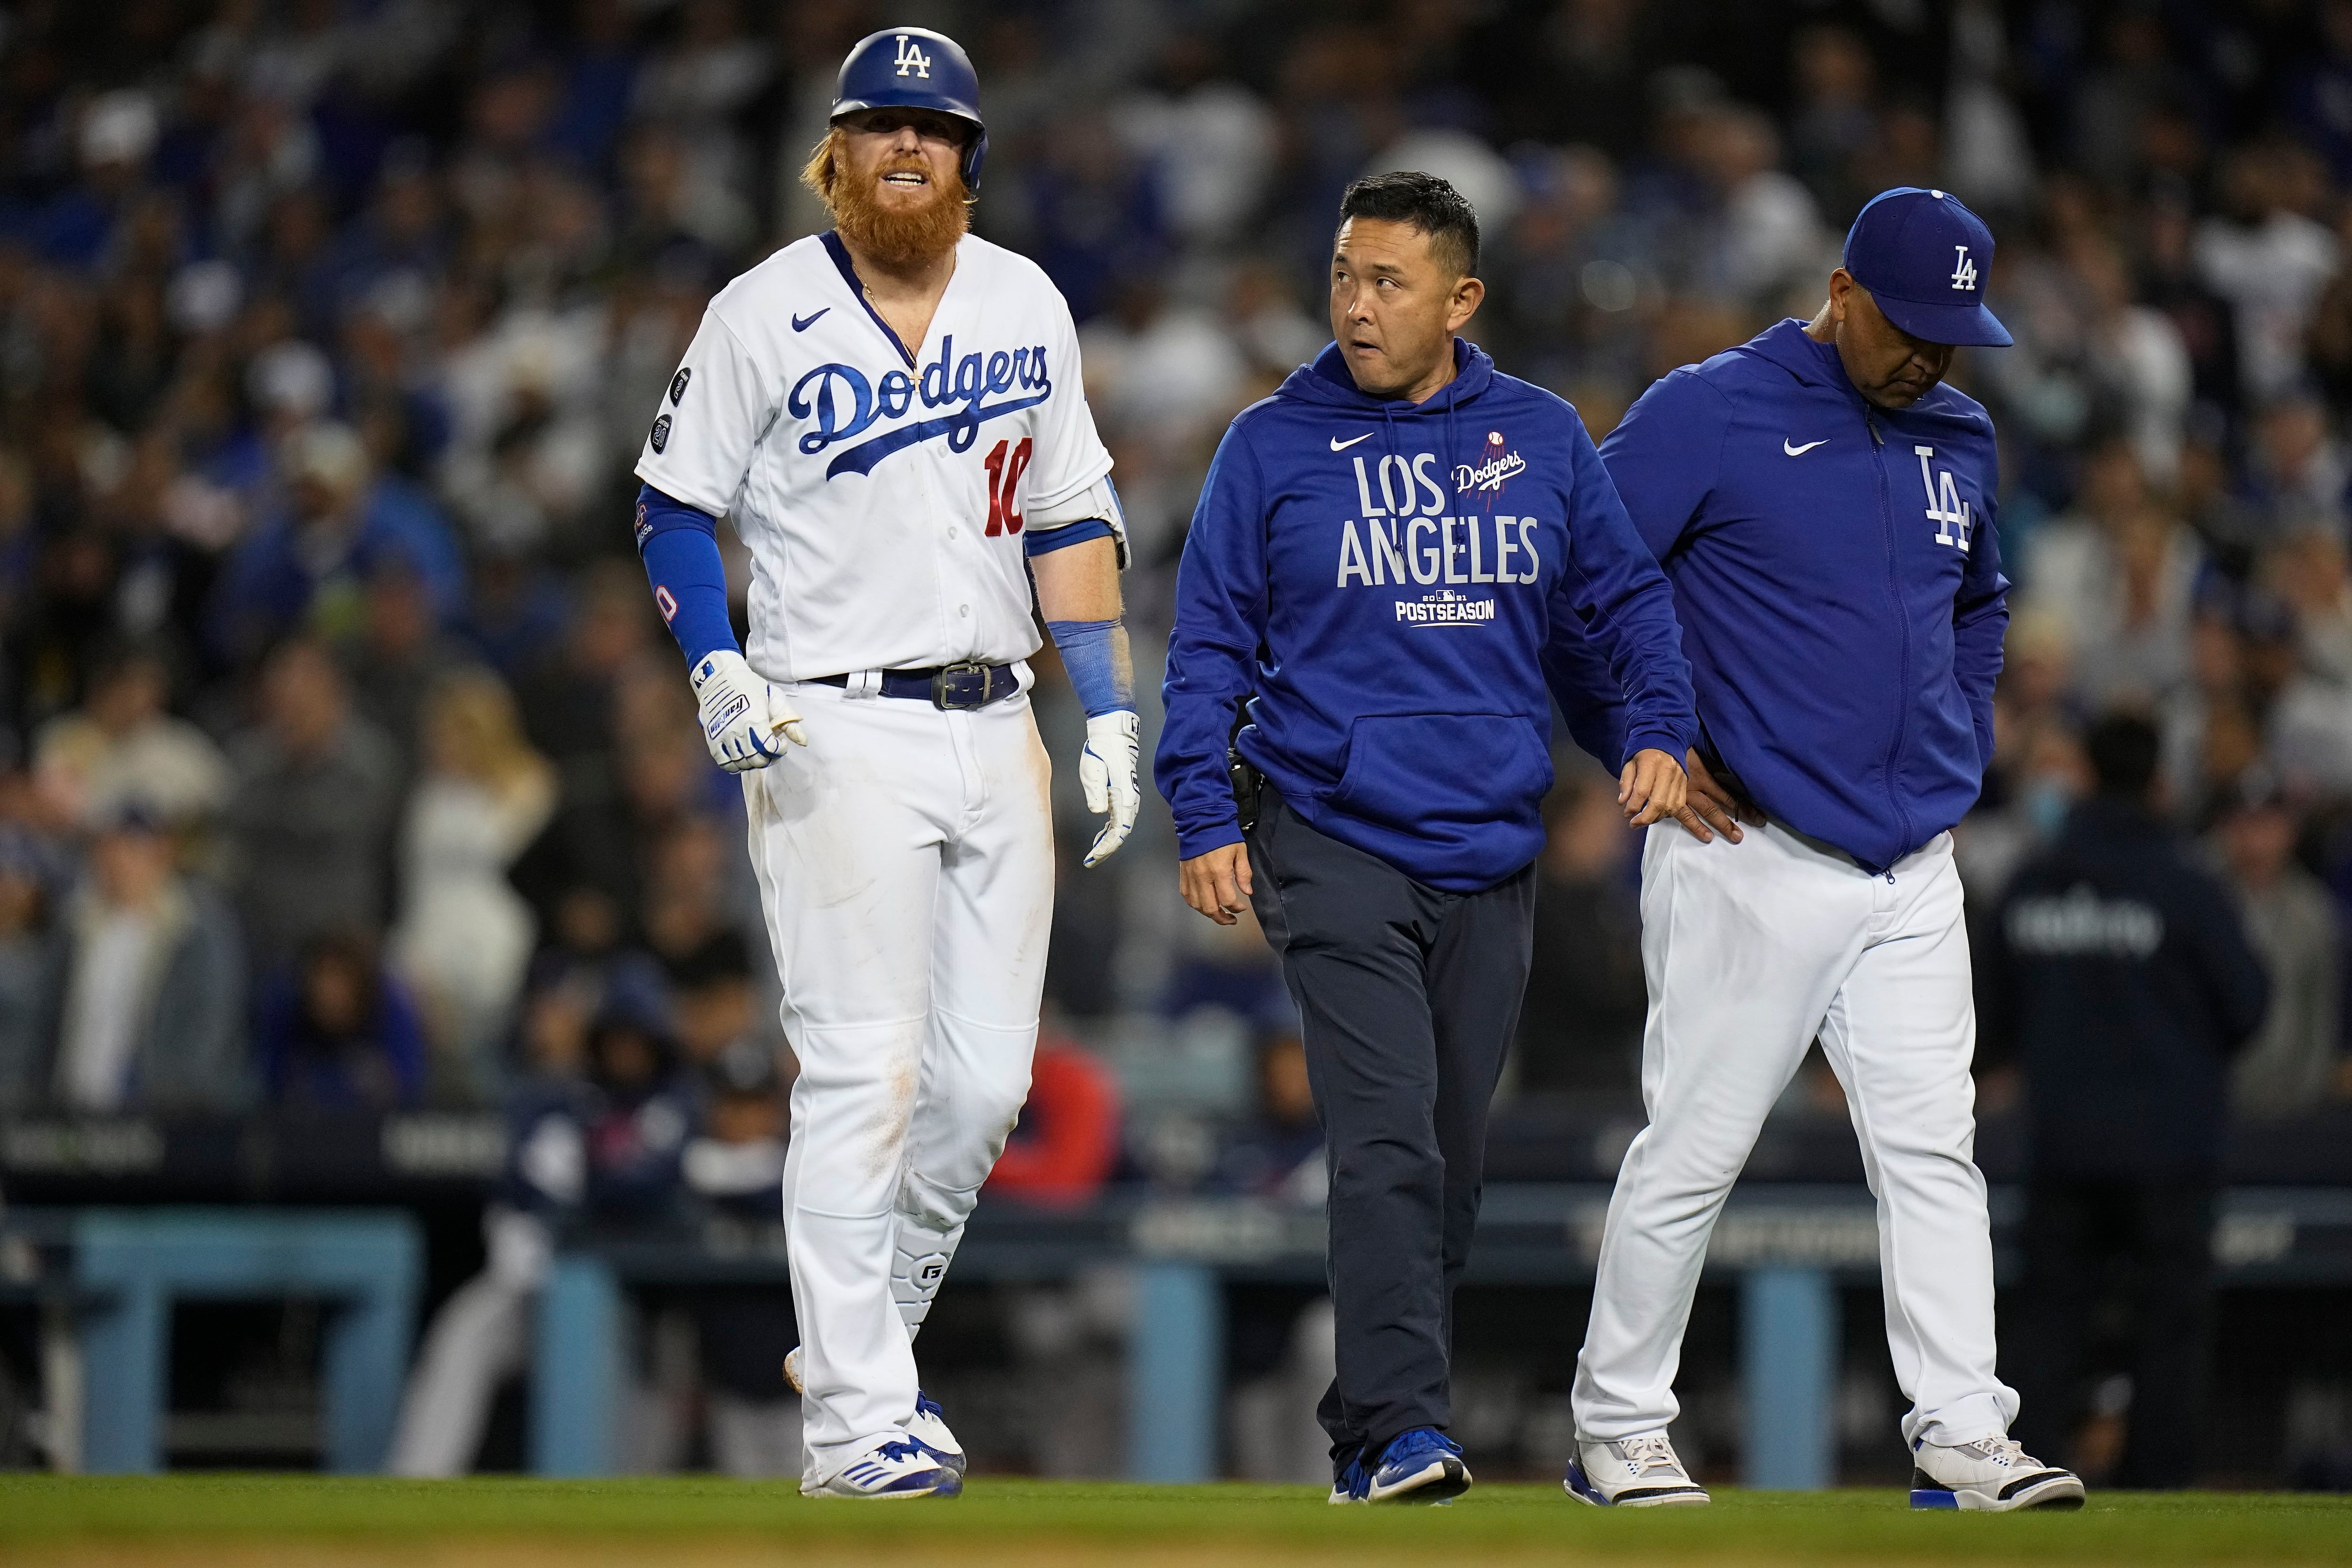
[985,438,1033,536]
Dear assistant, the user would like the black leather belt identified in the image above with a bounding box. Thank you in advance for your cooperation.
[810,661,1020,711]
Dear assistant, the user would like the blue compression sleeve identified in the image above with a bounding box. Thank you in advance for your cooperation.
[1047,618,1135,716]
[1025,517,1116,556]
[634,485,738,667]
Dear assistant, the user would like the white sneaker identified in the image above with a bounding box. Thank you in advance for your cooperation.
[786,1345,964,1476]
[803,1433,962,1499]
[906,1389,966,1475]
[1564,1432,1711,1506]
[1910,1435,2084,1512]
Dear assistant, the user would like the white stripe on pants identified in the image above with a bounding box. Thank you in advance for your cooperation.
[740,678,1052,1481]
[1572,820,2018,1449]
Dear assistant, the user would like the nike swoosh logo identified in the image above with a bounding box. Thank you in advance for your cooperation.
[793,309,829,332]
[1783,438,1827,456]
[1330,432,1373,452]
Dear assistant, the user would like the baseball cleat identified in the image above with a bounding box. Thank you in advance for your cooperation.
[1365,1427,1471,1504]
[906,1388,966,1475]
[787,1345,964,1477]
[803,1433,962,1499]
[1328,1450,1371,1504]
[1565,1432,1711,1506]
[1908,1435,2084,1511]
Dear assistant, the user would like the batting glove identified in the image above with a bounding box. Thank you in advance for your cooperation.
[691,650,806,772]
[1079,709,1141,867]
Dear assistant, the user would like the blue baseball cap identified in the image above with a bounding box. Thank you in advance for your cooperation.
[1841,187,2012,349]
[831,27,988,193]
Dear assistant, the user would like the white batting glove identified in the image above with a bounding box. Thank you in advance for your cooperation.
[691,650,806,772]
[1079,709,1141,867]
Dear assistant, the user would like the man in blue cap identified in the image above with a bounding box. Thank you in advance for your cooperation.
[1562,189,2087,1512]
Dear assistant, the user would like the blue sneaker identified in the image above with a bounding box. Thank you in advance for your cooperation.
[1327,1450,1371,1504]
[1366,1427,1471,1504]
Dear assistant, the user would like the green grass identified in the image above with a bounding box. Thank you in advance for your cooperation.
[0,1475,2346,1565]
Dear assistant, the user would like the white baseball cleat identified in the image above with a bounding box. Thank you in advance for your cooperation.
[803,1432,962,1499]
[906,1389,966,1475]
[787,1345,965,1476]
[1909,1435,2084,1511]
[1564,1432,1711,1506]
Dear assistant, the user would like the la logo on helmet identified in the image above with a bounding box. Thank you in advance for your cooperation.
[893,35,932,78]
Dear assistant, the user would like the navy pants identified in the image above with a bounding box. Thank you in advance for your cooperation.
[1245,793,1535,1473]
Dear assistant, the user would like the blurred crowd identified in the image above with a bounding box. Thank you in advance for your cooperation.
[0,0,2344,1193]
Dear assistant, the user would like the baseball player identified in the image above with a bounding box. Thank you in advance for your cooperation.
[631,26,1136,1498]
[1565,190,2086,1512]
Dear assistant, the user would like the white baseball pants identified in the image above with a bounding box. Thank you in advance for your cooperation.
[740,675,1052,1481]
[1572,819,2018,1449]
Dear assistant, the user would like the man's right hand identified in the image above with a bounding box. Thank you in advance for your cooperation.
[1674,748,1757,843]
[691,650,806,772]
[1179,842,1255,926]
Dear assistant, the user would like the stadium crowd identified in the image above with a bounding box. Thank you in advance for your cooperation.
[0,0,2342,1489]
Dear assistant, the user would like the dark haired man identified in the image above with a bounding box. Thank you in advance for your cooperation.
[1157,170,1700,1504]
[1984,714,2268,1487]
[1576,188,2081,1511]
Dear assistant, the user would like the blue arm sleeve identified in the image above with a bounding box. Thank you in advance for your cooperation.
[1153,425,1269,861]
[1026,517,1116,556]
[634,484,739,668]
[1552,414,1699,763]
[1045,618,1134,716]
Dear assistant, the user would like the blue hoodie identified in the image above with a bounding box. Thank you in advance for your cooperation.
[1598,318,2010,872]
[1156,340,1697,893]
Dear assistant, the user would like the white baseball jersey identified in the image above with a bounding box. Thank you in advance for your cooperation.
[635,231,1115,682]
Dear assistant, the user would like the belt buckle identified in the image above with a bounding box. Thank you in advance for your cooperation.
[931,661,993,710]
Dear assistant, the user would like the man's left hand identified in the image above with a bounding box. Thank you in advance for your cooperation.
[1080,710,1141,866]
[1618,747,1689,828]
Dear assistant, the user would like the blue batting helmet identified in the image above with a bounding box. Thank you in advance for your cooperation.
[830,27,988,194]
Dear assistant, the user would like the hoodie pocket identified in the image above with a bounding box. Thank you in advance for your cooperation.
[1327,714,1553,836]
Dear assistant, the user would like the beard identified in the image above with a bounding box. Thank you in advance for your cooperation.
[828,150,969,270]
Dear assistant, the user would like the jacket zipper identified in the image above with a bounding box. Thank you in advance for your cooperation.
[1866,411,1915,860]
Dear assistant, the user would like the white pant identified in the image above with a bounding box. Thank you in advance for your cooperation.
[1572,820,2018,1449]
[741,677,1051,1479]
[388,1209,549,1477]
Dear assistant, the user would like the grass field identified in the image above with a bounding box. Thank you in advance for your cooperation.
[0,1476,2345,1567]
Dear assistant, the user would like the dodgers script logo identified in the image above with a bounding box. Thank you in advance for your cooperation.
[790,335,1054,479]
[1454,430,1526,497]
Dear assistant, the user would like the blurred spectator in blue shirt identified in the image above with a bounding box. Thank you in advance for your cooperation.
[207,422,464,668]
[256,929,425,1110]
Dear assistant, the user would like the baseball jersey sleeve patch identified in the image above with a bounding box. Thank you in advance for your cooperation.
[651,414,672,453]
[670,368,692,406]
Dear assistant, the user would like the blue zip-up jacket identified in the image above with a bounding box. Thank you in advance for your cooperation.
[1156,340,1698,893]
[1599,318,2010,872]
